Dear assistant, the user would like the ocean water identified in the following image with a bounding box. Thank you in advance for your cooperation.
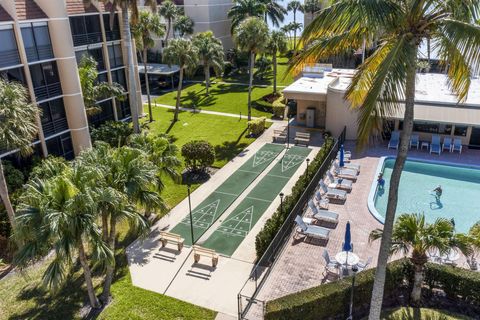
[374,158,480,233]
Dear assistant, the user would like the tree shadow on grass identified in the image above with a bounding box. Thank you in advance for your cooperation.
[179,90,216,109]
[214,128,249,163]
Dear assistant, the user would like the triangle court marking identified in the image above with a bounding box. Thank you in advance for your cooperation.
[180,199,220,230]
[217,206,254,238]
[281,154,305,172]
[253,151,278,168]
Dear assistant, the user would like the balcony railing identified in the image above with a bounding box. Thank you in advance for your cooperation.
[72,32,103,47]
[24,45,54,62]
[105,30,120,41]
[34,82,62,101]
[0,49,21,68]
[42,117,69,137]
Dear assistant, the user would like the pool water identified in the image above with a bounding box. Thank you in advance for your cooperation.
[374,158,480,233]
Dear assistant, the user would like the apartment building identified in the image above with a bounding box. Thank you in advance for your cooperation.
[0,0,142,162]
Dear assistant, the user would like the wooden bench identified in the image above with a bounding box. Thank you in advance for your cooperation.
[159,231,184,252]
[273,128,287,142]
[295,132,311,146]
[193,245,219,267]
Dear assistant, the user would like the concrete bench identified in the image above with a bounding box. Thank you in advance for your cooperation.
[295,132,311,146]
[193,245,219,267]
[159,231,184,252]
[273,128,287,142]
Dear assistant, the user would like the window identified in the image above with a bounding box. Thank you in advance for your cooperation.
[75,46,105,71]
[0,25,21,68]
[413,121,440,134]
[39,98,68,136]
[0,67,25,85]
[69,15,102,47]
[88,99,115,127]
[108,43,123,68]
[30,61,62,101]
[20,22,53,62]
[454,125,468,136]
[97,72,108,83]
[111,68,127,89]
[46,132,74,160]
[103,13,120,41]
[116,96,131,120]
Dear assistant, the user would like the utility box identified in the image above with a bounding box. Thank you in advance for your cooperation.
[306,107,315,128]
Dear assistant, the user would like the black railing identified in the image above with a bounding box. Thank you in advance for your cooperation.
[237,126,347,319]
[72,32,103,47]
[34,82,62,101]
[105,30,120,41]
[0,49,21,68]
[24,45,54,62]
[41,118,68,137]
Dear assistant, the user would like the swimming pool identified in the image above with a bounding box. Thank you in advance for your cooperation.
[368,157,480,233]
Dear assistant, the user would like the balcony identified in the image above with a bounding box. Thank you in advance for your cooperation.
[105,30,120,42]
[0,49,21,68]
[72,32,103,47]
[34,82,62,101]
[41,117,69,137]
[24,44,54,62]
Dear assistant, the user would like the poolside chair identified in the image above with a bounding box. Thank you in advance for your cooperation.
[410,134,419,149]
[452,138,463,153]
[430,135,441,155]
[337,159,361,173]
[322,249,340,271]
[314,190,330,209]
[319,180,347,201]
[388,131,400,149]
[308,200,339,224]
[337,150,352,162]
[294,215,331,241]
[356,256,372,272]
[442,137,452,152]
[332,162,358,181]
[327,171,353,191]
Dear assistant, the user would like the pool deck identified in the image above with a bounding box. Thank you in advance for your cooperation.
[244,142,480,319]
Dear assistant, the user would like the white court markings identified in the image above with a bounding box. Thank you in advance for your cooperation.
[180,199,220,230]
[252,150,279,168]
[281,154,306,172]
[217,206,254,238]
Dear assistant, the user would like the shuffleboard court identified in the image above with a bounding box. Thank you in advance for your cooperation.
[170,143,284,245]
[202,146,312,256]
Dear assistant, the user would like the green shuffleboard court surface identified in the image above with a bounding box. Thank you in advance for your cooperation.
[202,146,312,256]
[170,143,284,245]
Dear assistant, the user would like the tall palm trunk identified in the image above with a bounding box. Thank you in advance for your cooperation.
[78,239,100,308]
[204,60,210,96]
[427,38,431,64]
[411,263,424,305]
[143,49,153,122]
[368,46,418,320]
[247,51,255,121]
[165,19,172,46]
[174,67,184,121]
[121,4,141,133]
[293,11,297,50]
[0,161,15,229]
[272,51,277,94]
[101,215,116,303]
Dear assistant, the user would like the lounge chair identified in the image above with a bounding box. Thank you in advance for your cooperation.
[337,151,352,162]
[327,171,353,191]
[452,138,462,153]
[388,131,400,149]
[314,190,330,209]
[319,180,347,201]
[333,162,358,180]
[430,135,441,155]
[356,256,372,271]
[294,215,331,241]
[410,134,419,149]
[308,200,339,224]
[337,160,361,172]
[442,137,452,152]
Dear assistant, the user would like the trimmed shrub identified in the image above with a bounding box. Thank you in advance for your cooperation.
[91,120,133,147]
[181,140,215,172]
[248,117,267,136]
[272,95,286,118]
[265,259,410,320]
[255,137,335,259]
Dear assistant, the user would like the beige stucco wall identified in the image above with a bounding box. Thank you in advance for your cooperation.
[325,88,358,140]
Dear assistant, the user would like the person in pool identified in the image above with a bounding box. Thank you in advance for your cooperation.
[377,173,385,188]
[433,185,443,199]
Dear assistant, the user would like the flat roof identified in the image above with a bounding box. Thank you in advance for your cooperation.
[138,63,180,76]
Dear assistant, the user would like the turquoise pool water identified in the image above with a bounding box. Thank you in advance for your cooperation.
[374,158,480,233]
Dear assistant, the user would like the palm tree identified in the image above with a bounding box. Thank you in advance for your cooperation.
[292,2,480,318]
[287,0,303,49]
[302,0,322,22]
[370,213,472,305]
[267,30,288,94]
[0,79,39,229]
[174,15,195,38]
[234,17,270,121]
[228,0,266,33]
[259,0,286,28]
[192,31,225,96]
[132,10,165,123]
[159,0,178,46]
[85,1,158,133]
[163,38,199,122]
[14,168,114,309]
[78,55,126,116]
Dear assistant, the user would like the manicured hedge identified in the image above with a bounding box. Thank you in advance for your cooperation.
[423,262,480,305]
[272,95,286,118]
[248,117,267,136]
[255,137,335,259]
[265,259,410,320]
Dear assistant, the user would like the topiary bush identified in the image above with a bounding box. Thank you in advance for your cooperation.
[91,120,133,147]
[181,140,215,173]
[248,117,267,137]
[272,95,286,118]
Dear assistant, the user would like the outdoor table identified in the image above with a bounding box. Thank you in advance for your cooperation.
[335,251,360,266]
[421,141,429,150]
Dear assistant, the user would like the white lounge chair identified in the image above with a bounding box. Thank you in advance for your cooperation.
[308,200,339,224]
[319,180,347,201]
[333,162,358,180]
[337,160,361,173]
[294,215,331,241]
[452,138,462,153]
[337,151,352,162]
[430,135,441,155]
[410,134,419,149]
[314,190,330,209]
[442,137,452,152]
[388,131,400,149]
[327,171,353,191]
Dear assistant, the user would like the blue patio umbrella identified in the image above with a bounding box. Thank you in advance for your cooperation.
[339,144,345,167]
[343,221,352,252]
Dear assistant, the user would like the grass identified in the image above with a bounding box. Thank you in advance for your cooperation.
[369,307,474,320]
[0,108,264,320]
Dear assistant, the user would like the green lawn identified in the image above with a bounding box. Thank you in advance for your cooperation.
[0,108,264,320]
[370,307,474,320]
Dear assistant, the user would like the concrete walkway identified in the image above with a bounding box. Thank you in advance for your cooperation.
[126,124,323,316]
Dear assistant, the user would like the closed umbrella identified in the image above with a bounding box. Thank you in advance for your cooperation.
[343,221,352,252]
[339,144,345,167]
